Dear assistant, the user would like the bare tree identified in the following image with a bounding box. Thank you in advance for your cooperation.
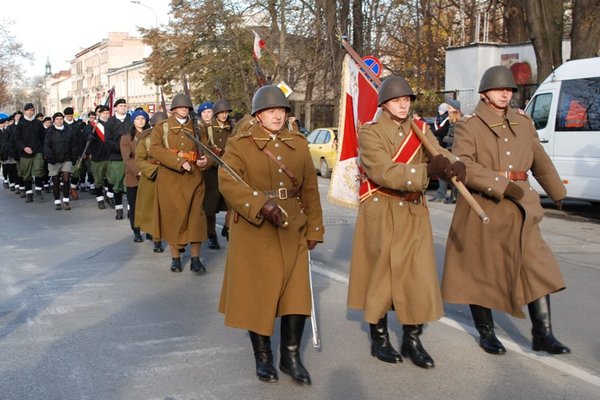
[503,0,528,43]
[523,0,564,83]
[571,0,600,59]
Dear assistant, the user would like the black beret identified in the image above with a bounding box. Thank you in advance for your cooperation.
[63,107,74,115]
[52,112,64,119]
[24,103,35,111]
[97,105,110,113]
[88,111,96,117]
[113,98,126,107]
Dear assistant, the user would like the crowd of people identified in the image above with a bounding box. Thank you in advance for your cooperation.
[0,66,572,386]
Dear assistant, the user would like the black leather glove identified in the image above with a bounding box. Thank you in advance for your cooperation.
[261,199,284,227]
[504,182,524,200]
[446,161,466,183]
[427,155,451,177]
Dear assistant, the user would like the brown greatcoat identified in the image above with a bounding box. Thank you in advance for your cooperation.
[201,118,232,216]
[347,112,455,325]
[218,123,324,336]
[120,130,142,188]
[134,129,158,233]
[442,100,566,318]
[149,116,209,245]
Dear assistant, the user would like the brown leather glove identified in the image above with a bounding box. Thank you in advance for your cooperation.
[261,199,284,227]
[446,161,466,183]
[504,182,524,200]
[427,155,451,177]
[307,240,318,250]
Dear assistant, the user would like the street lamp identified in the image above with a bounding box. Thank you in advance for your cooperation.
[129,0,158,27]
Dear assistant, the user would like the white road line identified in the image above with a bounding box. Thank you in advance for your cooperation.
[311,264,600,388]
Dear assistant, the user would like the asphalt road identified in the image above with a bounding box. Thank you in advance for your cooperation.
[0,177,598,400]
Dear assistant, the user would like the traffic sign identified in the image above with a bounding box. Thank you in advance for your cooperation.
[361,56,382,77]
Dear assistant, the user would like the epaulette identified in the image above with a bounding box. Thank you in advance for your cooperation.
[516,108,532,121]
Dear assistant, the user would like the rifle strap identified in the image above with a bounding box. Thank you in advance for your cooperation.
[207,126,214,146]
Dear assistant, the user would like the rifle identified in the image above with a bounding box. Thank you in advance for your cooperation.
[180,72,205,156]
[75,139,91,169]
[338,35,490,224]
[160,86,167,113]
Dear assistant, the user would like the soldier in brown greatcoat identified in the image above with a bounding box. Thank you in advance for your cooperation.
[442,66,570,356]
[149,94,210,273]
[134,112,167,253]
[201,99,233,249]
[218,85,324,385]
[347,76,466,369]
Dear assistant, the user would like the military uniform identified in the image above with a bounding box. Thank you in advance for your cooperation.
[148,115,209,247]
[442,101,566,315]
[442,65,570,356]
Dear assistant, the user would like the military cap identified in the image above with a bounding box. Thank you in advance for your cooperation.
[24,103,35,111]
[52,112,64,120]
[97,105,110,113]
[63,107,74,115]
[113,98,126,107]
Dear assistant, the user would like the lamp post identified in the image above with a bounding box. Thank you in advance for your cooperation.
[129,0,158,27]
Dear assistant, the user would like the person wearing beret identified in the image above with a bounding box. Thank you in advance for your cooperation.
[43,112,78,210]
[15,103,47,203]
[0,114,18,190]
[120,109,150,243]
[197,101,213,128]
[105,98,133,219]
[6,112,24,195]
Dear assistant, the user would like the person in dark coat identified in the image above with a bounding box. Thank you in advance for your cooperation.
[87,105,112,209]
[44,112,77,210]
[15,103,46,203]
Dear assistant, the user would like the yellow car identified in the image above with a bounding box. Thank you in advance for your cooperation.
[307,127,338,178]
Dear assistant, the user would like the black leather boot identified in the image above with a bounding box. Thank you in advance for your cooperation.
[115,209,124,220]
[249,331,278,382]
[97,200,106,209]
[279,315,311,386]
[170,257,182,272]
[207,234,220,250]
[528,295,570,354]
[153,241,164,253]
[221,225,229,240]
[190,257,206,273]
[25,193,34,203]
[133,229,143,243]
[401,325,434,369]
[470,304,506,354]
[369,314,402,363]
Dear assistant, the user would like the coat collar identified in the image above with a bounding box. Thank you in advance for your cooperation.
[247,123,296,150]
[377,110,412,135]
[474,100,520,137]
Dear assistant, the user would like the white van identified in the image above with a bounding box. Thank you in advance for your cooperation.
[525,57,600,203]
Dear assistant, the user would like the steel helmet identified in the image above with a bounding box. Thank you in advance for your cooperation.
[149,111,168,126]
[377,76,416,106]
[213,99,232,115]
[170,93,194,111]
[251,85,290,116]
[478,66,518,93]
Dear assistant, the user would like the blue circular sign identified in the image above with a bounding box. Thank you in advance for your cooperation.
[362,56,382,77]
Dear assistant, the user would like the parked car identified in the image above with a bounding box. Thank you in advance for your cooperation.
[306,127,338,178]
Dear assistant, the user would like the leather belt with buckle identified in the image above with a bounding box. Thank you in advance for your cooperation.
[499,170,528,181]
[377,187,422,201]
[264,188,300,200]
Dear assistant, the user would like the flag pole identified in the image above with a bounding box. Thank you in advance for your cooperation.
[337,34,489,224]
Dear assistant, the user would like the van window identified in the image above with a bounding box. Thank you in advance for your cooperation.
[528,93,552,129]
[555,77,600,131]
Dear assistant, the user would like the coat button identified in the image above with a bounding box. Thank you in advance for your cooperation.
[276,155,282,161]
[504,138,509,142]
[508,164,513,169]
[410,168,416,173]
[315,227,320,231]
[278,168,283,173]
[244,202,250,208]
[253,191,259,196]
[506,151,511,156]
[373,197,379,202]
[279,182,285,187]
[407,180,412,186]
[275,143,280,148]
[399,201,404,206]
[487,187,492,192]
[494,177,499,181]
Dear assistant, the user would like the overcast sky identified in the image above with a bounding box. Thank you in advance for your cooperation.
[4,0,171,77]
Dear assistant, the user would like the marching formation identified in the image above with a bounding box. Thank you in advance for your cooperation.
[0,65,571,387]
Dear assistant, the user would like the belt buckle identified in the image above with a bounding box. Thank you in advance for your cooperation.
[278,187,288,200]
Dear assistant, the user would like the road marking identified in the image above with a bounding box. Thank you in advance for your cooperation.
[311,264,600,388]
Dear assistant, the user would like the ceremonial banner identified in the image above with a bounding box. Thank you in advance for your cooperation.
[252,30,266,60]
[327,55,379,208]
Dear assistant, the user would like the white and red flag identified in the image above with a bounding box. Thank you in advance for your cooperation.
[328,54,379,208]
[252,30,266,60]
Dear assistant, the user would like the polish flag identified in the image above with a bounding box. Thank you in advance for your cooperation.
[328,55,379,208]
[253,30,266,60]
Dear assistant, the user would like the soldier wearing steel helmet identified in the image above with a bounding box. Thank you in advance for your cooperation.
[442,65,570,356]
[347,76,465,370]
[217,85,324,385]
[149,93,210,273]
[200,99,234,248]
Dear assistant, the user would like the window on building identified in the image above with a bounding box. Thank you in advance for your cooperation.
[556,77,600,131]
